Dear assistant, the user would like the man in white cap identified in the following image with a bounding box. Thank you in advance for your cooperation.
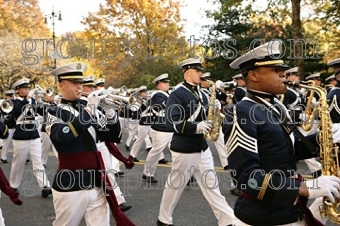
[327,58,340,132]
[128,85,154,162]
[325,74,337,91]
[157,57,235,226]
[282,67,322,176]
[305,72,322,104]
[82,75,133,212]
[8,78,52,198]
[223,41,340,225]
[93,77,126,177]
[0,90,15,163]
[231,73,246,103]
[142,73,172,183]
[46,62,135,226]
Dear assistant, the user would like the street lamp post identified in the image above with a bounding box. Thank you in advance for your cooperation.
[44,7,62,91]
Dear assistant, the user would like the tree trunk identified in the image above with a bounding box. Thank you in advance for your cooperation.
[291,0,304,78]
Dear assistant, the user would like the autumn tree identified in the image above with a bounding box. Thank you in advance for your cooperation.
[81,0,186,88]
[0,0,52,95]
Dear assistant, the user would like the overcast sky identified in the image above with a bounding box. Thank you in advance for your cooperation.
[39,0,216,40]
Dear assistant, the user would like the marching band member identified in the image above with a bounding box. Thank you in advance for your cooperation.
[224,41,340,226]
[46,63,134,226]
[324,74,336,93]
[199,73,229,169]
[0,90,15,163]
[142,73,172,183]
[327,58,340,126]
[82,75,133,212]
[231,73,246,104]
[40,91,56,167]
[128,86,154,162]
[93,78,123,176]
[0,120,23,225]
[157,57,235,226]
[9,78,52,198]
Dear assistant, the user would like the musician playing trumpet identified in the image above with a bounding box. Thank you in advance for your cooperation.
[8,78,52,198]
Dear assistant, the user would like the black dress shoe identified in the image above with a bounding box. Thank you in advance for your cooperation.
[125,145,130,151]
[146,147,151,152]
[115,171,125,177]
[187,176,196,185]
[230,187,241,196]
[223,165,228,170]
[157,219,173,226]
[1,159,8,164]
[142,174,158,183]
[119,203,132,212]
[132,157,139,162]
[158,158,169,164]
[42,187,52,198]
[11,187,18,192]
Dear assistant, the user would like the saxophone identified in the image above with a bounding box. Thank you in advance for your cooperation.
[301,80,318,132]
[285,81,340,224]
[204,80,223,142]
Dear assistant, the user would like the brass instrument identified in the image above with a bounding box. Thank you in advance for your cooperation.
[0,100,13,113]
[33,85,54,98]
[204,79,223,142]
[285,81,340,224]
[278,94,285,103]
[301,80,317,132]
[219,80,237,92]
[128,91,143,111]
[107,85,128,97]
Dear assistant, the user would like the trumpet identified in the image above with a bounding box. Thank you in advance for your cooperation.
[32,85,54,98]
[106,86,128,96]
[0,100,13,114]
[218,80,238,92]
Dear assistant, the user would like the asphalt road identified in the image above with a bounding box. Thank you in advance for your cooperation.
[0,131,337,226]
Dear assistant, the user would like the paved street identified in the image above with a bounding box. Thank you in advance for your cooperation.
[0,131,337,226]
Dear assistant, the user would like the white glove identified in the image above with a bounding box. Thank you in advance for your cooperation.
[215,80,223,90]
[214,99,221,111]
[86,88,107,113]
[298,113,307,121]
[196,121,212,134]
[306,175,340,203]
[332,123,340,143]
[104,105,116,119]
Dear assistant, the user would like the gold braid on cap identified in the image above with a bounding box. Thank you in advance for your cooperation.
[254,60,284,66]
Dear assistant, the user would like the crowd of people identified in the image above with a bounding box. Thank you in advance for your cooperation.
[0,41,340,226]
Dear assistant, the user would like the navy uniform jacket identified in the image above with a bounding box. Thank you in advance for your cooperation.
[327,82,340,123]
[282,87,305,123]
[11,97,43,140]
[222,91,318,225]
[0,108,15,129]
[46,99,121,192]
[232,86,246,104]
[118,100,132,119]
[0,121,8,139]
[165,81,209,153]
[150,90,171,132]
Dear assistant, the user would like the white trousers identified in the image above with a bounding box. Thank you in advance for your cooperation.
[41,132,53,165]
[96,142,125,204]
[0,208,4,226]
[52,188,109,226]
[1,128,14,160]
[233,217,306,226]
[130,125,152,158]
[10,139,50,189]
[143,129,172,176]
[158,148,235,225]
[213,127,229,168]
[125,121,138,148]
